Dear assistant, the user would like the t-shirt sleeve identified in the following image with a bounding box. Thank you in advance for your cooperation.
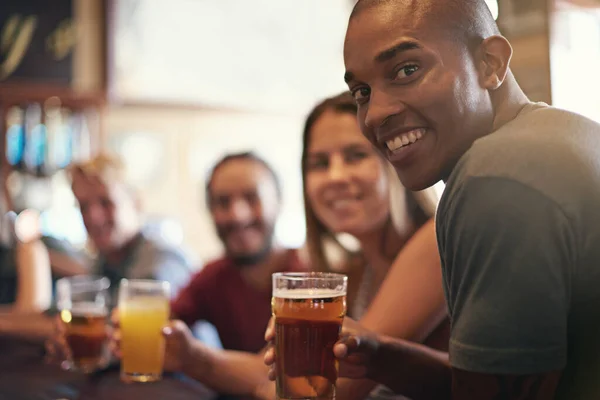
[169,267,214,327]
[149,251,193,298]
[439,176,574,375]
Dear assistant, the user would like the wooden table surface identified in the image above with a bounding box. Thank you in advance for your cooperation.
[0,337,218,400]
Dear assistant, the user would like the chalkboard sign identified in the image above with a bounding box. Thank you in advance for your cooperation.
[0,0,74,85]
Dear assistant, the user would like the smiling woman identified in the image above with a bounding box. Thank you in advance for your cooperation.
[300,92,440,320]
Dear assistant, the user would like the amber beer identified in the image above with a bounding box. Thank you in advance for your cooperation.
[272,273,348,400]
[60,304,109,373]
[56,276,111,373]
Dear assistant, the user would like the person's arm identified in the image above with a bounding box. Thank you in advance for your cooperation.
[182,340,270,397]
[451,368,562,399]
[147,250,193,299]
[336,218,448,400]
[440,177,569,399]
[338,332,561,400]
[0,237,54,342]
[336,333,451,400]
[0,311,54,341]
[13,238,53,313]
[165,264,274,398]
[346,177,571,399]
[47,248,89,276]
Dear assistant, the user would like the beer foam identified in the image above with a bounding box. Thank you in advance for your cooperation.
[121,297,169,311]
[273,288,346,299]
[68,302,107,317]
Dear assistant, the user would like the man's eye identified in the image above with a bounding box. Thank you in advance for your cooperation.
[352,87,371,102]
[396,64,419,79]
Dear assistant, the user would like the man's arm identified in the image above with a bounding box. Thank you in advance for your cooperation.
[368,335,452,400]
[343,333,561,400]
[181,341,273,399]
[438,177,571,399]
[336,219,448,400]
[451,369,562,400]
[342,176,571,400]
[0,312,54,342]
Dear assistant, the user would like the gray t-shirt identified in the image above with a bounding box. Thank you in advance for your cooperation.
[436,103,600,399]
[94,233,192,305]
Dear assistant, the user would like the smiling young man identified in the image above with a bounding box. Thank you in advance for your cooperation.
[170,152,306,353]
[337,0,600,399]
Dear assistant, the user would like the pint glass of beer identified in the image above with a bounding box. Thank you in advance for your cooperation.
[118,279,170,383]
[272,272,348,400]
[56,276,111,373]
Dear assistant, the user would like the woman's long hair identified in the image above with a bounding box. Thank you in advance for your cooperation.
[301,92,437,311]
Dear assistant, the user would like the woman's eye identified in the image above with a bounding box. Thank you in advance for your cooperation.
[396,64,419,79]
[306,159,328,170]
[345,151,368,163]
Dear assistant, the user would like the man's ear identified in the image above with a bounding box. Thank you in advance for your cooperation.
[477,35,513,90]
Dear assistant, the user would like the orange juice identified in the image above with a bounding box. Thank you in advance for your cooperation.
[120,296,169,382]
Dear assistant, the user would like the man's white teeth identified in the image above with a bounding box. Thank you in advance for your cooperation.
[386,129,426,151]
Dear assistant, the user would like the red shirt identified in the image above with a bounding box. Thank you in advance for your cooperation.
[170,249,306,353]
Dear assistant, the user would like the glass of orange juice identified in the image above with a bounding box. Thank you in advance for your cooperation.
[118,279,170,383]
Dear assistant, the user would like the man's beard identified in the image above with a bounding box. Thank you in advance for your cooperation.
[217,222,276,267]
[229,240,273,266]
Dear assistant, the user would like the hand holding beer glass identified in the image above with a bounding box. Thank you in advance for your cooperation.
[272,272,347,400]
[56,276,111,373]
[118,279,170,383]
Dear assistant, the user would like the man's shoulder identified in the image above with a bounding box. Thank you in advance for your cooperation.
[444,104,600,211]
[285,248,310,272]
[464,104,600,173]
[137,234,191,267]
[189,257,237,282]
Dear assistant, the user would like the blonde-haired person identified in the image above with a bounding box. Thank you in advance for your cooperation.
[110,92,448,400]
[45,152,194,359]
[65,153,192,300]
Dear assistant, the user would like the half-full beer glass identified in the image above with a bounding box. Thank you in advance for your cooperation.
[56,276,111,373]
[272,272,348,400]
[118,279,170,383]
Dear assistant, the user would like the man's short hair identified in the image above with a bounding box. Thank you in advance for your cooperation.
[350,0,500,51]
[205,152,282,207]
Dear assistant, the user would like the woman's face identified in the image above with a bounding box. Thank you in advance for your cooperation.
[305,110,390,238]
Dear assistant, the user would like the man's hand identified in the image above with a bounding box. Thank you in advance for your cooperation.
[110,309,194,373]
[44,315,71,369]
[263,316,382,381]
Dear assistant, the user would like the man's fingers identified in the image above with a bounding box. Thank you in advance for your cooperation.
[339,363,369,379]
[335,334,362,357]
[333,342,348,358]
[267,363,277,381]
[263,345,275,366]
[264,317,275,341]
[110,309,120,327]
[53,315,65,334]
[170,320,189,335]
[109,327,122,359]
